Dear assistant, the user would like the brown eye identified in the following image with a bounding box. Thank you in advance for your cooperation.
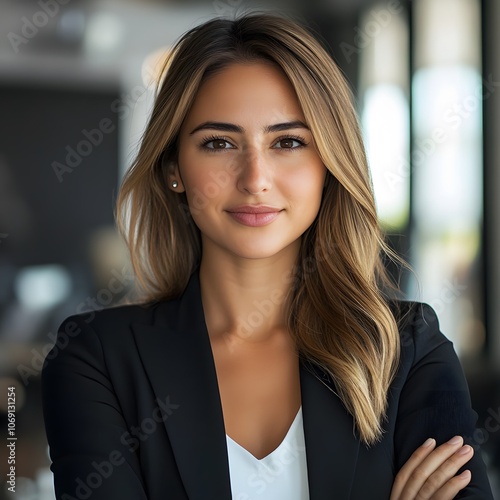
[212,139,228,149]
[273,137,305,149]
[202,138,233,151]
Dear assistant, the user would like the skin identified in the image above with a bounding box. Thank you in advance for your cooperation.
[390,436,474,499]
[169,62,473,496]
[170,62,325,459]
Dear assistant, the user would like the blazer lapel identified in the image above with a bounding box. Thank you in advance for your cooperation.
[300,360,361,499]
[132,267,360,499]
[132,269,232,499]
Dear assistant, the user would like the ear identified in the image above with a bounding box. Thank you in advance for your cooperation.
[167,161,185,193]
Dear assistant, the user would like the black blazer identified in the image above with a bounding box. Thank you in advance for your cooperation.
[42,268,493,499]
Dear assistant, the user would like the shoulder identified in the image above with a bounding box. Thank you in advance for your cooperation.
[43,297,183,379]
[68,301,158,326]
[388,300,453,365]
[389,300,441,337]
[55,297,181,345]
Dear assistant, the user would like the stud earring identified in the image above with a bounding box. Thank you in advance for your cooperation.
[172,180,178,188]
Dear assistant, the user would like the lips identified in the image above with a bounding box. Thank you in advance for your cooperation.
[225,205,283,227]
[226,205,282,214]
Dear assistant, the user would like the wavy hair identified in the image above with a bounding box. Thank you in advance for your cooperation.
[116,12,401,445]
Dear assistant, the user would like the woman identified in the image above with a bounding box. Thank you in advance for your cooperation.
[42,12,493,499]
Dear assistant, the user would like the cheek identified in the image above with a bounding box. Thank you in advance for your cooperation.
[179,149,237,195]
[179,165,229,223]
[178,152,211,196]
[285,162,326,205]
[308,160,327,193]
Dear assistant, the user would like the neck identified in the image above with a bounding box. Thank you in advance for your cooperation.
[199,241,300,347]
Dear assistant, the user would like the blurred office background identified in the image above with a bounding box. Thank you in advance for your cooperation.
[0,0,499,497]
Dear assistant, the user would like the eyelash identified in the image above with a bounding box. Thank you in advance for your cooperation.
[198,134,309,153]
[198,135,231,152]
[274,135,308,150]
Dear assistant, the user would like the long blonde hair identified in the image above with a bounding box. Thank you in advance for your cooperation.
[116,12,401,445]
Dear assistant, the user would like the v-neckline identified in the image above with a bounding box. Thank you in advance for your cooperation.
[225,405,303,462]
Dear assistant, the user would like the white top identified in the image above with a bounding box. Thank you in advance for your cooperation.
[225,406,310,500]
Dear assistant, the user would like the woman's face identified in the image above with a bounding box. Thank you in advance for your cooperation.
[174,62,327,262]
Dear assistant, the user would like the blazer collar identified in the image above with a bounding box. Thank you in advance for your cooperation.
[132,267,360,499]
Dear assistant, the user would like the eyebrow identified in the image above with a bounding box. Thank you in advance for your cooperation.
[188,120,309,135]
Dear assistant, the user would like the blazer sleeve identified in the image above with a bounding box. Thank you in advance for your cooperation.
[41,315,148,500]
[393,303,494,499]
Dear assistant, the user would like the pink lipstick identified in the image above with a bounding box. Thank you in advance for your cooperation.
[226,205,282,227]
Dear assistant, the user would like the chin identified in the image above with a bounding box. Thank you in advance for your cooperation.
[228,240,299,261]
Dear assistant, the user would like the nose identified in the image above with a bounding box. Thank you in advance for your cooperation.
[236,148,272,195]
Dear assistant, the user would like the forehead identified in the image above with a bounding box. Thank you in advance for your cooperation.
[182,62,306,128]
